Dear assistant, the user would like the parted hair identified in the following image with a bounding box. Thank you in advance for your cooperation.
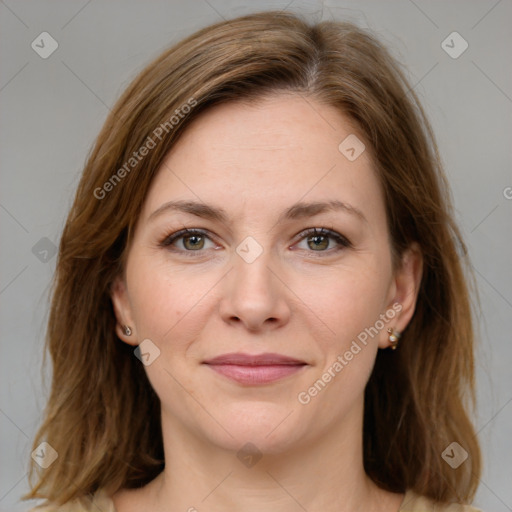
[25,10,481,506]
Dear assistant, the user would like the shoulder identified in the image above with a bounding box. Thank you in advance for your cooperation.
[27,488,116,512]
[400,489,483,512]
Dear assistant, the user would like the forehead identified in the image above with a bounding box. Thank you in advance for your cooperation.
[170,93,366,161]
[141,93,384,225]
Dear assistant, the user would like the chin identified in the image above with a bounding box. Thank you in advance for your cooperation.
[211,429,303,458]
[199,402,308,455]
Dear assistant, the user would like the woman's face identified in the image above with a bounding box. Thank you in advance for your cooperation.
[112,93,420,454]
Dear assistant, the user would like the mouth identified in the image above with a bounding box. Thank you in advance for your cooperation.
[202,352,308,385]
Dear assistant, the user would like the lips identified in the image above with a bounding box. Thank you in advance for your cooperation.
[203,352,307,385]
[203,352,306,366]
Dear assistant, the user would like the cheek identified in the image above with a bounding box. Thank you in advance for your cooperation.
[292,271,385,417]
[292,262,390,347]
[127,256,182,338]
[127,253,220,347]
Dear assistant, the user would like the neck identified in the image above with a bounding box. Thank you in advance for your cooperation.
[141,400,402,512]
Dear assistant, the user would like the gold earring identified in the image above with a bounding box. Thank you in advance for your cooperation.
[123,325,132,336]
[387,328,401,350]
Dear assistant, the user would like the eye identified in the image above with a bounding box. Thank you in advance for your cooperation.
[160,228,218,254]
[294,227,352,254]
[160,227,352,257]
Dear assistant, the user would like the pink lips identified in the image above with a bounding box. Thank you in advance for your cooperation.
[203,353,307,385]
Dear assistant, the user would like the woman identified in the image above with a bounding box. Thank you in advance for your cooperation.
[25,10,483,512]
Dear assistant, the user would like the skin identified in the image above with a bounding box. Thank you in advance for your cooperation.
[111,92,423,512]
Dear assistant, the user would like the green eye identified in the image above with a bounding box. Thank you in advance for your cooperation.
[161,227,352,257]
[296,227,352,253]
[162,229,215,253]
[181,233,206,250]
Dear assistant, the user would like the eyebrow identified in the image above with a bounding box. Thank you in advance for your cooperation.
[148,199,367,224]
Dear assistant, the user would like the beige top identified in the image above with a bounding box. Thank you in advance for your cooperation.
[29,488,483,511]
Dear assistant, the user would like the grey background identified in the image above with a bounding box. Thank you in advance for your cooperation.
[1,1,511,510]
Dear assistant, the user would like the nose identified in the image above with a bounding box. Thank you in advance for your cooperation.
[218,248,291,332]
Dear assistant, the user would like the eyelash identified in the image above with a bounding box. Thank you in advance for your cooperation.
[160,227,352,258]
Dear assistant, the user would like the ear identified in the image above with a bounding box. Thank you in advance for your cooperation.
[379,242,423,349]
[111,276,138,346]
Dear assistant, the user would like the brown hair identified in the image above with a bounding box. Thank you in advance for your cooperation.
[24,10,481,506]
